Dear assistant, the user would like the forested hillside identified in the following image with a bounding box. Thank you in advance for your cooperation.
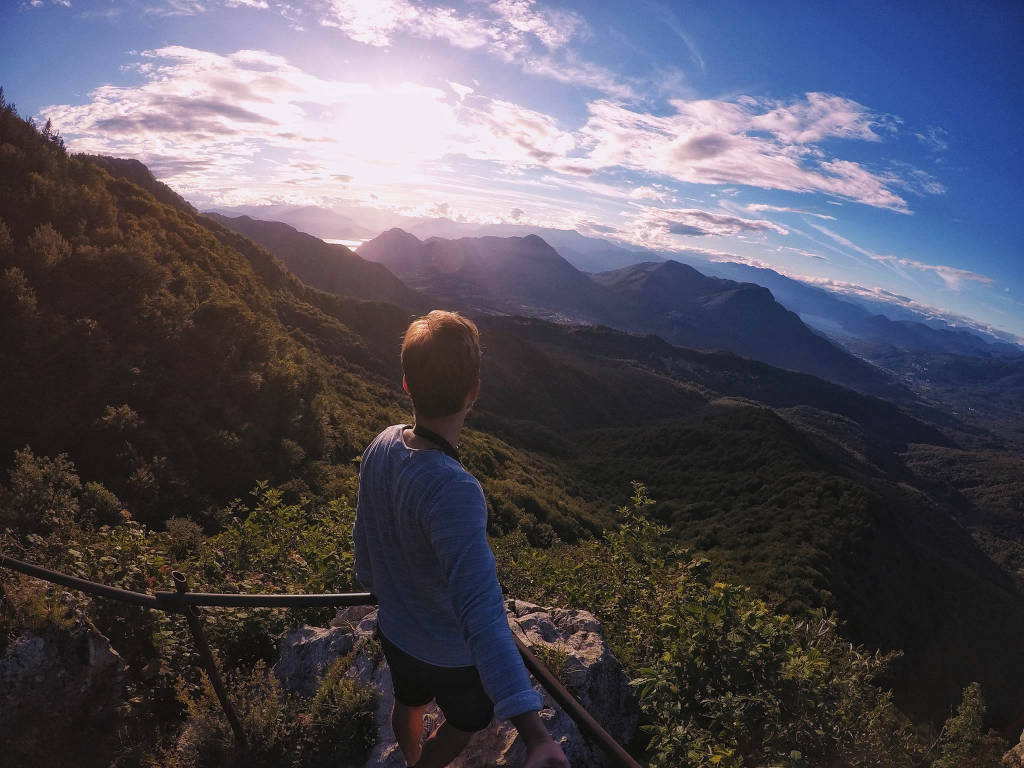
[0,92,1020,767]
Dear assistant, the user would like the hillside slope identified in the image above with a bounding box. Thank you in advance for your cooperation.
[205,214,427,311]
[595,260,910,400]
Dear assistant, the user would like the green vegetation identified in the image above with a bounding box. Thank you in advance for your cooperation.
[496,484,920,767]
[931,683,1008,768]
[171,657,376,768]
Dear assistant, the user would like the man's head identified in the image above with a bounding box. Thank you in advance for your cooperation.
[401,310,481,419]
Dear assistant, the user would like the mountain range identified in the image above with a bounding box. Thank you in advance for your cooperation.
[357,228,908,400]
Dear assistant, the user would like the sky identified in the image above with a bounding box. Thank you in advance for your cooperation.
[2,0,1023,340]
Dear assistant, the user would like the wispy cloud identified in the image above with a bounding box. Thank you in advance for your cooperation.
[744,203,836,220]
[808,221,992,290]
[869,253,993,290]
[577,94,916,211]
[147,0,208,16]
[612,205,787,249]
[312,0,635,97]
[648,1,705,73]
[914,125,950,153]
[795,275,1018,342]
[774,244,828,261]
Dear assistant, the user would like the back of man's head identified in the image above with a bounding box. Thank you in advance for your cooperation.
[401,310,481,419]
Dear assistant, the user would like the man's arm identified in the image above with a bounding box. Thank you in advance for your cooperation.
[427,476,543,719]
[428,478,568,765]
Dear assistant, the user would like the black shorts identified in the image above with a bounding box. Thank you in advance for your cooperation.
[377,626,495,732]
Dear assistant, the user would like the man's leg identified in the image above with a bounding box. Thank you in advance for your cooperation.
[392,700,428,767]
[413,719,474,768]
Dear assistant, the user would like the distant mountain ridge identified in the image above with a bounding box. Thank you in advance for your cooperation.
[360,228,620,323]
[593,260,908,399]
[696,259,1021,356]
[359,228,907,399]
[405,217,659,272]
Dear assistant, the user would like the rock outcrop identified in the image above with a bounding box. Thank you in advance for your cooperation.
[275,600,638,767]
[0,613,127,764]
[1005,731,1024,767]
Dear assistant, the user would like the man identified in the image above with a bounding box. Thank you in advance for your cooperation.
[354,310,569,768]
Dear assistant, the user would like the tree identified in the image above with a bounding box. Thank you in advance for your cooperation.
[26,222,71,268]
[932,683,1007,768]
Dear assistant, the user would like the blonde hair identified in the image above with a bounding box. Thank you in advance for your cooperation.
[401,310,481,418]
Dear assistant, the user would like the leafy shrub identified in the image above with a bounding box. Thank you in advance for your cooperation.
[0,445,82,531]
[172,661,302,768]
[169,657,376,768]
[166,517,205,560]
[931,683,1007,768]
[304,654,377,767]
[495,483,920,767]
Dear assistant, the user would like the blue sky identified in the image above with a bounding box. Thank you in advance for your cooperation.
[2,0,1022,339]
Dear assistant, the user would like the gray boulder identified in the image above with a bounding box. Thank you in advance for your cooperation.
[0,612,127,765]
[274,600,638,767]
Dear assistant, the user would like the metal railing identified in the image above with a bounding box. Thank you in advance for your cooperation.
[0,552,642,767]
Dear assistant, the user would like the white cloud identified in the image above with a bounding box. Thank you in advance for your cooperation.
[41,47,468,200]
[749,92,895,144]
[318,0,421,46]
[490,0,583,50]
[148,0,208,16]
[317,0,581,52]
[39,46,594,207]
[892,164,946,196]
[520,54,636,99]
[774,244,828,261]
[869,253,993,290]
[808,222,992,290]
[577,94,915,211]
[448,81,474,99]
[795,274,1018,342]
[914,125,950,153]
[613,205,787,249]
[744,203,836,220]
[312,0,632,97]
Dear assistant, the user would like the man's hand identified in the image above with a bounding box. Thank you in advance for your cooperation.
[523,738,569,768]
[512,711,569,767]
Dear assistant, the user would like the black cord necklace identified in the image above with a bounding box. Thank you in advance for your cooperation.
[411,424,461,463]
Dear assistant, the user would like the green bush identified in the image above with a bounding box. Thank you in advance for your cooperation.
[931,683,1007,768]
[495,483,920,767]
[172,661,303,768]
[305,654,377,767]
[169,656,377,768]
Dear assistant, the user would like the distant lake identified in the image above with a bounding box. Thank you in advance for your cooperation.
[323,238,367,249]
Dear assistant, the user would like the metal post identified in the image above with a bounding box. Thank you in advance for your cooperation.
[172,570,248,752]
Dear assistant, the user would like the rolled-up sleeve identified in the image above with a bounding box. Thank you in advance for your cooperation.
[427,476,543,720]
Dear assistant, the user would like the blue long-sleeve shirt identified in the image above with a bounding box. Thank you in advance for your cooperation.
[354,424,543,721]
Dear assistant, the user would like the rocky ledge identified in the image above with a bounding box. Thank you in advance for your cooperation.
[274,599,638,767]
